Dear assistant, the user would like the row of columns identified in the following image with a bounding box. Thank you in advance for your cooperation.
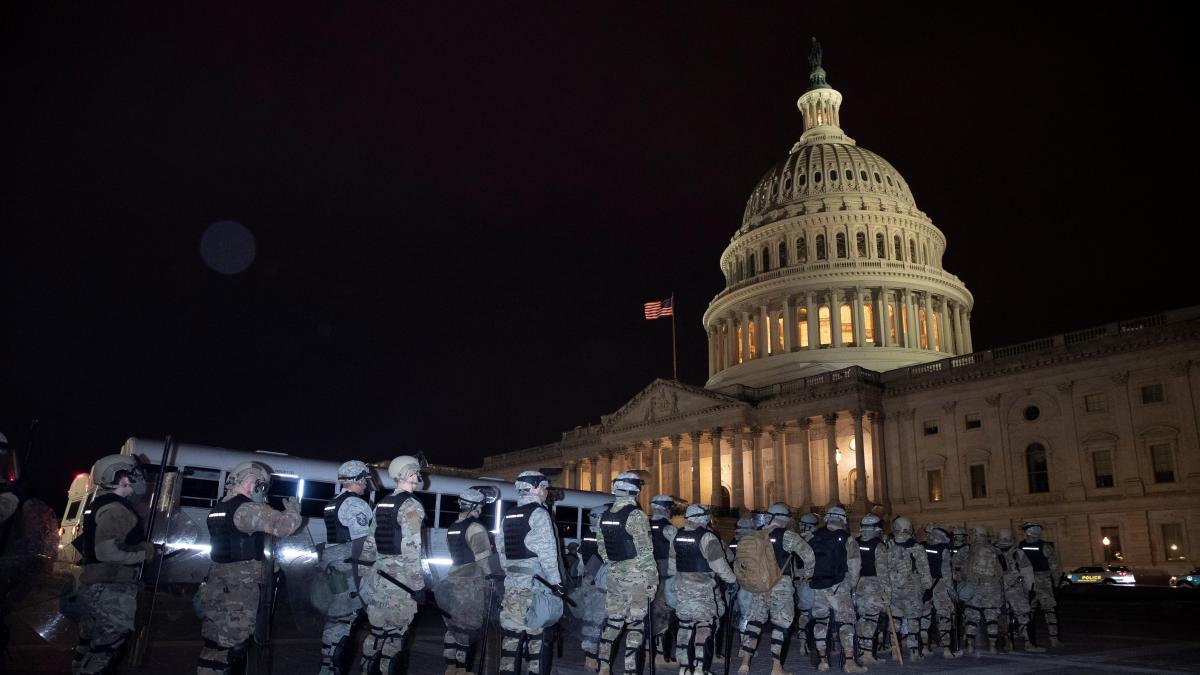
[708,288,973,375]
[560,411,887,513]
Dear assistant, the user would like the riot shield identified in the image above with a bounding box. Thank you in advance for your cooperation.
[2,498,74,649]
[276,525,325,638]
[432,572,488,635]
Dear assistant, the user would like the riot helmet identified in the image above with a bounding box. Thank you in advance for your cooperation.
[337,460,377,491]
[516,470,550,495]
[388,454,426,485]
[924,522,950,544]
[798,512,820,535]
[684,503,711,525]
[1021,521,1043,540]
[650,494,677,516]
[611,471,645,497]
[749,510,775,530]
[859,514,883,537]
[995,528,1015,548]
[892,516,914,543]
[824,505,848,529]
[91,454,146,496]
[227,461,271,502]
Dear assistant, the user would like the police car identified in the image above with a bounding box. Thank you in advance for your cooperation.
[1061,564,1136,585]
[1168,568,1200,588]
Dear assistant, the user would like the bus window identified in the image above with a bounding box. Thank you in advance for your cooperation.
[64,499,82,522]
[438,493,461,530]
[554,505,579,540]
[301,480,336,518]
[268,477,300,510]
[414,491,436,528]
[181,467,222,508]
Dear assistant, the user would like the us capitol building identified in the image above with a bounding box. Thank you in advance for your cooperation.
[477,46,1200,577]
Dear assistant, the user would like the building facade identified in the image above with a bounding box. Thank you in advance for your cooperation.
[478,47,1200,576]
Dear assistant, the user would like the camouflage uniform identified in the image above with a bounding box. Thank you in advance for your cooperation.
[649,511,676,659]
[808,521,861,672]
[852,534,890,663]
[596,495,657,674]
[197,493,301,674]
[74,490,151,675]
[497,491,562,675]
[792,516,818,653]
[995,533,1040,652]
[740,526,813,670]
[886,530,931,660]
[668,521,737,674]
[573,509,608,670]
[955,532,1004,654]
[920,526,957,657]
[440,509,497,671]
[358,489,425,674]
[318,489,375,675]
[1020,527,1062,646]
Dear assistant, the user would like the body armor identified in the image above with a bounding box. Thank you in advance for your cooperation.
[374,492,417,556]
[673,528,715,573]
[857,536,880,577]
[925,542,949,579]
[503,501,546,560]
[809,528,850,589]
[80,493,144,565]
[447,515,488,567]
[1022,540,1051,572]
[322,491,357,545]
[207,494,265,564]
[600,504,639,562]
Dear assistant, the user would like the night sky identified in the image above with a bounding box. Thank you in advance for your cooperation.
[4,5,1198,511]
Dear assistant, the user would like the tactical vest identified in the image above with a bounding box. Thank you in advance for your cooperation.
[1022,540,1051,572]
[207,494,265,564]
[447,515,489,567]
[580,536,598,565]
[322,491,359,545]
[808,527,850,589]
[857,536,880,577]
[374,492,418,556]
[894,538,919,572]
[651,518,671,561]
[503,501,545,560]
[925,542,949,580]
[80,493,145,565]
[768,532,790,569]
[600,504,639,562]
[674,528,715,573]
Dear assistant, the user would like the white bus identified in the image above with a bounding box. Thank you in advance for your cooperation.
[58,437,611,585]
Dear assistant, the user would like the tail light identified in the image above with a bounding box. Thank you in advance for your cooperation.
[1118,570,1127,576]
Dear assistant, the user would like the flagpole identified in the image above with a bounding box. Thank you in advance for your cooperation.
[671,292,678,381]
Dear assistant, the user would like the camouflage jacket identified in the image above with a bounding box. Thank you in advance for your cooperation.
[78,489,148,585]
[667,525,737,585]
[497,494,562,585]
[596,496,656,586]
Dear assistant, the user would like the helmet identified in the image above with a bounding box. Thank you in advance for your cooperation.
[996,528,1015,547]
[798,513,819,531]
[925,524,950,543]
[952,526,968,540]
[824,505,848,523]
[387,455,425,483]
[750,511,774,530]
[516,470,550,494]
[91,454,145,494]
[767,502,791,517]
[337,460,376,488]
[734,515,754,537]
[971,525,989,542]
[860,514,882,532]
[651,494,677,514]
[892,516,914,542]
[1021,521,1043,538]
[684,503,711,523]
[457,487,488,510]
[611,471,645,497]
[227,461,271,501]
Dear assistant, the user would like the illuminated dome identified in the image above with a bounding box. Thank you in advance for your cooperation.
[703,39,975,390]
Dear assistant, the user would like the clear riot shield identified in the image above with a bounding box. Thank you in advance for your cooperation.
[2,498,75,649]
[276,524,325,638]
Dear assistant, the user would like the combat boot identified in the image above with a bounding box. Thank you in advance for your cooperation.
[843,660,868,673]
[987,639,997,654]
[859,652,879,665]
[737,654,752,673]
[598,662,611,675]
[943,647,957,659]
[770,659,791,675]
[584,656,598,671]
[816,659,830,672]
[1049,637,1062,648]
[1023,640,1045,653]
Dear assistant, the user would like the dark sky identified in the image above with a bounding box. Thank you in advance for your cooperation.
[4,5,1198,510]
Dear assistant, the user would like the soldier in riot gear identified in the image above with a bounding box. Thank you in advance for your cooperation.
[920,524,958,658]
[73,454,154,675]
[885,516,930,662]
[359,455,427,675]
[317,460,377,675]
[957,526,1004,655]
[197,461,302,675]
[793,512,820,652]
[669,503,736,675]
[649,494,679,665]
[1020,522,1062,647]
[808,505,865,673]
[439,486,501,674]
[853,514,890,665]
[994,528,1043,653]
[497,471,564,675]
[596,472,657,675]
[576,504,610,671]
[738,503,814,675]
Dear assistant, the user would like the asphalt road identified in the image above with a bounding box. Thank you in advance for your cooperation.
[4,585,1198,674]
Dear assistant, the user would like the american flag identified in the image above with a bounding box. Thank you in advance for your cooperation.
[644,296,674,320]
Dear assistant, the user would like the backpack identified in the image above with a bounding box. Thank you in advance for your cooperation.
[733,530,785,593]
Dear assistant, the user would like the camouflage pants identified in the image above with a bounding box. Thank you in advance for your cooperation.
[74,581,137,675]
[499,571,550,675]
[853,577,886,657]
[674,574,720,672]
[1031,572,1059,639]
[359,560,419,675]
[812,580,855,660]
[441,575,490,668]
[964,582,1002,649]
[1002,579,1031,643]
[921,580,955,651]
[599,574,654,673]
[197,564,260,675]
[319,565,364,675]
[889,581,924,655]
[741,575,794,663]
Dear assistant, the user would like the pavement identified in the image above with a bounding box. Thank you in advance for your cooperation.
[4,585,1198,674]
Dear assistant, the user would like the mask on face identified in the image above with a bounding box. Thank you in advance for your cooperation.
[1025,526,1043,540]
[250,479,269,503]
[130,478,147,496]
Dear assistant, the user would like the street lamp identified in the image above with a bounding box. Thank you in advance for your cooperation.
[1102,536,1112,547]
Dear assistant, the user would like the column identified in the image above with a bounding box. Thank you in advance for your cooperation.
[759,305,770,357]
[740,310,751,362]
[589,458,597,492]
[783,298,796,352]
[906,290,920,348]
[771,425,788,505]
[563,460,575,489]
[690,433,703,504]
[923,292,935,351]
[598,452,612,491]
[963,310,974,352]
[938,296,952,353]
[750,427,764,508]
[825,413,840,505]
[666,434,681,497]
[707,328,716,376]
[877,288,890,347]
[951,302,964,354]
[796,419,812,508]
[870,412,889,505]
[829,290,843,348]
[852,287,865,346]
[709,428,724,509]
[730,428,746,511]
[806,292,820,349]
[852,409,868,508]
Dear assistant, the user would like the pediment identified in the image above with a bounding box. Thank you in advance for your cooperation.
[601,379,743,431]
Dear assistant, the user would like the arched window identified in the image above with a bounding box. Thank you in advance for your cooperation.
[909,239,917,263]
[762,246,771,272]
[816,234,827,261]
[782,173,792,193]
[840,303,854,344]
[748,253,756,277]
[923,244,930,265]
[778,241,788,267]
[918,307,929,349]
[797,306,809,348]
[894,235,903,261]
[718,486,731,509]
[1026,443,1050,493]
[736,322,744,363]
[876,233,886,258]
[818,305,832,345]
[747,320,757,358]
[776,315,784,354]
[737,259,744,281]
[797,236,807,263]
[863,302,875,344]
[836,233,847,258]
[856,232,867,257]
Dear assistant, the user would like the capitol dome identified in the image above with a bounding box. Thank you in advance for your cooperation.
[703,41,974,389]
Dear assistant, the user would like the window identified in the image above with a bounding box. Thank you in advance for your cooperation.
[301,480,336,518]
[1026,443,1050,493]
[762,246,771,271]
[840,304,854,344]
[798,173,807,187]
[1141,383,1164,404]
[909,240,917,262]
[776,316,784,353]
[970,464,987,498]
[747,253,756,277]
[918,307,929,349]
[860,170,868,181]
[856,232,867,257]
[1084,393,1107,413]
[863,302,875,343]
[927,469,943,502]
[778,241,788,267]
[876,233,886,258]
[873,171,882,183]
[835,232,847,258]
[747,320,757,358]
[1162,523,1187,561]
[1151,443,1175,483]
[736,259,744,281]
[894,235,903,261]
[65,499,82,521]
[1102,526,1123,562]
[1024,405,1040,421]
[830,169,838,181]
[180,466,222,508]
[814,171,822,184]
[782,173,791,192]
[923,420,939,436]
[816,234,827,260]
[555,505,580,540]
[267,476,299,510]
[818,305,832,346]
[736,324,744,363]
[1093,449,1115,488]
[797,237,807,263]
[848,469,858,503]
[886,175,893,186]
[965,413,982,430]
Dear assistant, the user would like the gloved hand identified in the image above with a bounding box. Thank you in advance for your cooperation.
[139,541,158,562]
[283,497,299,513]
[922,588,933,603]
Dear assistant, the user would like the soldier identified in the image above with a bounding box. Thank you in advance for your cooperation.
[317,460,377,675]
[852,514,890,665]
[440,487,501,675]
[358,455,426,675]
[738,503,814,675]
[197,461,302,675]
[994,528,1044,653]
[668,504,736,675]
[596,472,657,675]
[793,512,819,653]
[650,494,679,665]
[578,504,610,671]
[73,455,154,675]
[808,505,865,674]
[497,471,564,675]
[1020,521,1062,647]
[886,516,930,662]
[950,527,968,557]
[920,524,957,658]
[957,526,1004,655]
